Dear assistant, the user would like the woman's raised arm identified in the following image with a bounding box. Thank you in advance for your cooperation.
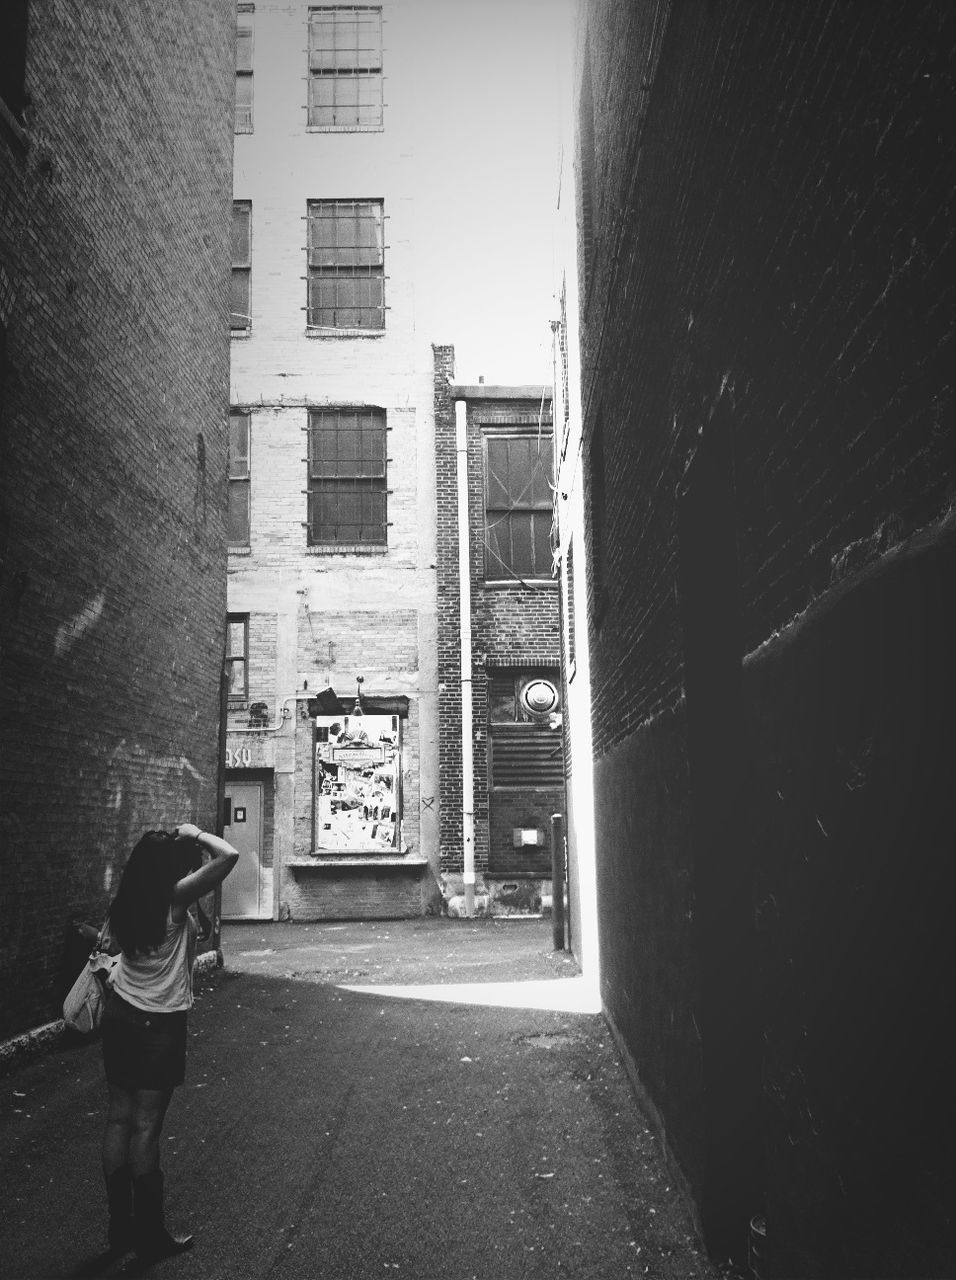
[170,826,239,906]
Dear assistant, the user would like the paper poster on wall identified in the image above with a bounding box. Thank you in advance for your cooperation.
[313,714,401,851]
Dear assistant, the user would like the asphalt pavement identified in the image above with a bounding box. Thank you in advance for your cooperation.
[0,917,721,1280]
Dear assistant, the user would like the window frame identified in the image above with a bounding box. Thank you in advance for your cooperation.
[564,537,577,681]
[228,411,251,547]
[307,5,384,131]
[305,199,385,332]
[483,431,555,582]
[226,614,250,705]
[306,406,388,547]
[235,6,254,134]
[231,201,252,333]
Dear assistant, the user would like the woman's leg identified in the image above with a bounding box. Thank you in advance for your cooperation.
[101,1085,136,1252]
[129,1088,194,1258]
[127,1087,174,1177]
[102,1084,134,1176]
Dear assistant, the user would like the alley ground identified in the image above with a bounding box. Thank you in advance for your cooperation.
[1,918,722,1280]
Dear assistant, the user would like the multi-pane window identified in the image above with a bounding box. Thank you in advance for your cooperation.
[231,201,251,331]
[308,6,383,128]
[235,7,254,133]
[307,408,387,545]
[558,280,570,453]
[484,434,554,580]
[226,615,249,703]
[565,538,577,676]
[306,200,385,330]
[228,412,251,545]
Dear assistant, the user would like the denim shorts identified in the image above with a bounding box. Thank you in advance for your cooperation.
[101,991,188,1091]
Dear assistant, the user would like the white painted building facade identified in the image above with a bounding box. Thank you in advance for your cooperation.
[224,0,441,920]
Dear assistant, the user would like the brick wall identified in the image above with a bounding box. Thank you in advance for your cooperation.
[0,1,235,1037]
[581,0,956,760]
[576,0,956,1270]
[434,360,562,878]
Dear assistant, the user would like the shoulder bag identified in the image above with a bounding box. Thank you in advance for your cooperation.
[63,917,118,1035]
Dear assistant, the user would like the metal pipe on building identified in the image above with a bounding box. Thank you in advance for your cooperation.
[455,399,476,917]
[228,693,311,734]
[551,812,566,950]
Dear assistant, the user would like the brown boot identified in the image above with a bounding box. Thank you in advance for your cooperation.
[133,1169,194,1261]
[105,1165,134,1254]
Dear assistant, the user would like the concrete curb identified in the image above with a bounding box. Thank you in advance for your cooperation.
[0,948,222,1077]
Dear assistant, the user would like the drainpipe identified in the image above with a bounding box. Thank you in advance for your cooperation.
[455,398,476,917]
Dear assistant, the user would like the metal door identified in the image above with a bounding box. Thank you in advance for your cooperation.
[221,782,265,919]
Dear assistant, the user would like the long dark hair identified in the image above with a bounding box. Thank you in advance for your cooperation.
[110,830,201,958]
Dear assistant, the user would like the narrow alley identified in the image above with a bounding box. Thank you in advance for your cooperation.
[0,920,720,1280]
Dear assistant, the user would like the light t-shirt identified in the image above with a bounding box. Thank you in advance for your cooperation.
[111,909,198,1013]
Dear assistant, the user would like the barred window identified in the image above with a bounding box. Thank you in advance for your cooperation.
[228,412,251,545]
[308,6,383,128]
[485,434,554,580]
[307,408,387,545]
[231,202,251,331]
[235,7,254,133]
[565,538,577,676]
[306,200,384,330]
[226,615,249,703]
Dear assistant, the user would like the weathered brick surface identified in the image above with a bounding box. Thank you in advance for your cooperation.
[223,1,441,921]
[281,861,433,921]
[574,0,956,1270]
[0,2,235,1037]
[434,352,561,878]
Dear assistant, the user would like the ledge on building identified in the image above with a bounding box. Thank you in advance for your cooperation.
[305,327,385,340]
[306,544,388,556]
[287,855,429,871]
[306,688,409,718]
[450,384,551,400]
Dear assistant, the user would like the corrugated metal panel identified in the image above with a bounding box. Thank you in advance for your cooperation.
[491,727,564,789]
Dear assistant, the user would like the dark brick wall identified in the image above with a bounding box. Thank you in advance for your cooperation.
[0,1,235,1038]
[747,523,956,1279]
[577,0,956,1270]
[433,350,561,878]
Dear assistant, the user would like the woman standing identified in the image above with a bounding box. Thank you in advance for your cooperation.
[100,823,238,1261]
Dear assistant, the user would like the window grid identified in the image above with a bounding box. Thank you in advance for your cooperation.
[235,13,254,133]
[231,202,251,331]
[308,6,383,128]
[226,615,249,703]
[306,200,385,330]
[228,412,251,546]
[307,408,387,545]
[484,434,554,580]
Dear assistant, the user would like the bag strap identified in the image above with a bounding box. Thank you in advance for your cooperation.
[196,900,212,942]
[93,912,111,955]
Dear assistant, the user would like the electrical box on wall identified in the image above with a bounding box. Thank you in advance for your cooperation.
[513,827,545,847]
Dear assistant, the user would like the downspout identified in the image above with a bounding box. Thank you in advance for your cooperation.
[455,398,476,917]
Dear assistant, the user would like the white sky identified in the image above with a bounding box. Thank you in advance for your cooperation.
[401,0,574,386]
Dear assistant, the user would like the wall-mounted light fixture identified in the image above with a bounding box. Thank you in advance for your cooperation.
[352,675,364,718]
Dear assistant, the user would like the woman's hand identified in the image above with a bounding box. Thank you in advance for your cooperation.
[174,822,202,843]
